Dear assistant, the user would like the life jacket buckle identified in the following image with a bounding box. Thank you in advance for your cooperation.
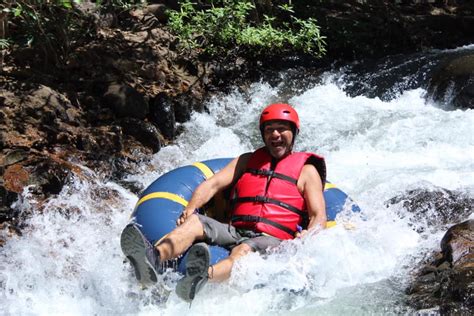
[255,195,268,203]
[255,169,273,177]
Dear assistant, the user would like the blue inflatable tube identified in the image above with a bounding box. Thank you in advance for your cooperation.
[128,158,360,274]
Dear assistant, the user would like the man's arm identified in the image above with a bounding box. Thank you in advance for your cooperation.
[296,164,326,237]
[177,153,251,225]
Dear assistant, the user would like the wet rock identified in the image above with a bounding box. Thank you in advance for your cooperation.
[407,266,474,314]
[145,4,168,23]
[2,149,29,167]
[77,126,124,157]
[336,51,438,101]
[1,86,83,151]
[3,164,29,193]
[406,220,474,313]
[0,151,84,224]
[173,95,192,123]
[439,267,474,312]
[441,220,474,268]
[150,92,176,139]
[386,187,473,233]
[120,117,163,153]
[113,179,144,196]
[28,85,74,122]
[427,52,474,110]
[30,159,71,195]
[173,92,203,123]
[103,83,149,119]
[0,185,19,223]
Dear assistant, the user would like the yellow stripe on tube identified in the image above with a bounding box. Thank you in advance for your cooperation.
[324,184,339,227]
[192,162,215,179]
[136,192,189,208]
[137,162,214,209]
[324,183,337,190]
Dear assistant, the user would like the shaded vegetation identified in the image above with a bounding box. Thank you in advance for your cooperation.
[167,0,326,59]
[1,1,327,68]
[1,0,146,68]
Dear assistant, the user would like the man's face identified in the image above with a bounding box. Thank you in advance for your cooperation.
[262,121,294,159]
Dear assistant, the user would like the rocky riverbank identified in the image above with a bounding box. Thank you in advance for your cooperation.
[1,1,473,312]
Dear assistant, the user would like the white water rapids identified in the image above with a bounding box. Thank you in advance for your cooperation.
[1,50,473,315]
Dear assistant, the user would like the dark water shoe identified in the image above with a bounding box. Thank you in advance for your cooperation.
[120,223,161,285]
[176,242,210,302]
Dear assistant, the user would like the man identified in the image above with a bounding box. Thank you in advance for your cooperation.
[121,103,327,302]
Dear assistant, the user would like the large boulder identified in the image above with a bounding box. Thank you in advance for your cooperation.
[388,187,474,312]
[103,83,149,119]
[120,117,164,153]
[386,187,473,233]
[426,52,474,110]
[150,92,176,140]
[406,220,474,314]
[441,220,474,269]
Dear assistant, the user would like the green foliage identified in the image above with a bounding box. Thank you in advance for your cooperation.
[96,0,141,11]
[0,39,11,50]
[167,0,326,58]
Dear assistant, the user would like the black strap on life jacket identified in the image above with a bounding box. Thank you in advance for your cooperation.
[246,168,298,185]
[231,195,308,218]
[231,215,296,237]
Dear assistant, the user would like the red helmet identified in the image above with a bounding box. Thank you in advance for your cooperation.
[259,103,300,130]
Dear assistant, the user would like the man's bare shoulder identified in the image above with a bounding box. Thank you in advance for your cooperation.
[298,164,323,191]
[302,163,318,174]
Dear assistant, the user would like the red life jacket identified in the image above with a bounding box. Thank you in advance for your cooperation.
[231,147,326,240]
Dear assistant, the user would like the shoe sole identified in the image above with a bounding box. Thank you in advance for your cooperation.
[120,224,158,285]
[176,242,210,301]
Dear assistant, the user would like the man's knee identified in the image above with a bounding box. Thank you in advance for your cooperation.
[230,243,253,258]
[184,214,205,238]
[186,213,200,224]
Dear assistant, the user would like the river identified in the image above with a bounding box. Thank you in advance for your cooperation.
[1,46,473,315]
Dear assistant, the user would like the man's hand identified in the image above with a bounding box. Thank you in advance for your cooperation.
[177,208,195,226]
[295,223,325,238]
[295,229,308,238]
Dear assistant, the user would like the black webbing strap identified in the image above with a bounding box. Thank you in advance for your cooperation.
[231,215,296,236]
[232,195,307,218]
[246,168,298,185]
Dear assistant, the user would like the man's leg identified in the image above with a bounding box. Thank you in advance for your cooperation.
[175,217,249,301]
[208,235,281,282]
[156,214,206,260]
[121,224,162,285]
[176,242,253,301]
[121,214,206,285]
[208,243,253,282]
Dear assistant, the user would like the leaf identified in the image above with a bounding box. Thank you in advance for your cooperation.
[13,7,23,17]
[61,1,73,9]
[0,39,10,49]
